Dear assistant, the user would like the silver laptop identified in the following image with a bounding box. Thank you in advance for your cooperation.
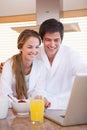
[44,73,87,126]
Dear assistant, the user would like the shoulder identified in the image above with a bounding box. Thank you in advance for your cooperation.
[61,44,80,55]
[33,59,43,68]
[2,58,14,74]
[4,58,13,68]
[61,45,85,64]
[1,58,13,78]
[61,44,72,52]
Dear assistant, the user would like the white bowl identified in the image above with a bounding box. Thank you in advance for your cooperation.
[12,99,30,116]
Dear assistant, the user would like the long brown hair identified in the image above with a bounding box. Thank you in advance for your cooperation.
[12,29,41,99]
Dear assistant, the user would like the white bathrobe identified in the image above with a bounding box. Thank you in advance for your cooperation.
[35,44,87,109]
[0,58,44,98]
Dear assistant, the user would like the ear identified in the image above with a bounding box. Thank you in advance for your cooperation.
[20,48,22,52]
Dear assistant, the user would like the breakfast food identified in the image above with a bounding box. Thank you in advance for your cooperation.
[18,99,26,103]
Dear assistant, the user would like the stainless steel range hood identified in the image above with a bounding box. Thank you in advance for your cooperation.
[36,0,62,25]
[12,0,80,33]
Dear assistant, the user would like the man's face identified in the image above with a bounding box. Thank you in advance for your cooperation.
[43,32,61,60]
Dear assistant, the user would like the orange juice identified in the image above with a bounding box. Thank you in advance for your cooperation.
[30,99,44,122]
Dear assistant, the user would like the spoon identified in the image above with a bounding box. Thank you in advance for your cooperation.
[8,95,18,103]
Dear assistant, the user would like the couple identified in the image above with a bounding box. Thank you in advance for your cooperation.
[0,18,87,110]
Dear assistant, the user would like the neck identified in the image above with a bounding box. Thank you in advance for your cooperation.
[48,55,56,66]
[24,64,32,75]
[22,60,32,74]
[24,62,32,68]
[49,58,54,66]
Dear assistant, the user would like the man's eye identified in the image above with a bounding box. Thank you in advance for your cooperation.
[54,39,59,42]
[45,39,51,42]
[47,39,51,42]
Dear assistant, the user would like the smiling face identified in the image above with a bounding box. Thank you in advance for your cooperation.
[43,32,61,63]
[20,36,40,64]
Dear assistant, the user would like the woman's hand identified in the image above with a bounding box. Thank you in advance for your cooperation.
[34,95,51,109]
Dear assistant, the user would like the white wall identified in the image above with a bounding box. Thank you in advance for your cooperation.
[0,0,87,17]
[63,0,87,11]
[0,0,36,16]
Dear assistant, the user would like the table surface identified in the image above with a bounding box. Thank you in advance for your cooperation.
[0,109,87,130]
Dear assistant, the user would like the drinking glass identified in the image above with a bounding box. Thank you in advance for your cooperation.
[0,95,9,119]
[30,99,44,123]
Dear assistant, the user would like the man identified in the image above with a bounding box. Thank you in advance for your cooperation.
[36,18,87,109]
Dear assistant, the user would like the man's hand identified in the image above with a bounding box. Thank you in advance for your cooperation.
[34,95,51,109]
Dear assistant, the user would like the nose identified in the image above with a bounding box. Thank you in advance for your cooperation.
[49,40,55,47]
[31,48,35,53]
[31,48,38,55]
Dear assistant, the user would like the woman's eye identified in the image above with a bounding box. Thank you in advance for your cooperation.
[27,46,32,49]
[36,46,39,49]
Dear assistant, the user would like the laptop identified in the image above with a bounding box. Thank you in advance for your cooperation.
[44,73,87,126]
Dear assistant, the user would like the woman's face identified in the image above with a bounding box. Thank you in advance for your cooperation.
[20,36,40,63]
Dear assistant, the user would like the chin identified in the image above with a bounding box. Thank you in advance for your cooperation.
[49,51,56,55]
[29,57,35,61]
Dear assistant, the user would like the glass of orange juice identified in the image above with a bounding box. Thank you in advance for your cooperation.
[30,99,44,123]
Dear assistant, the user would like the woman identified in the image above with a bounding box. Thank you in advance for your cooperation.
[0,29,42,99]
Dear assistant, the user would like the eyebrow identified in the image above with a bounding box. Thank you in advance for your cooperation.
[44,37,60,40]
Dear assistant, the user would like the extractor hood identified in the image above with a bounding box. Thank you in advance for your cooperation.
[12,0,80,33]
